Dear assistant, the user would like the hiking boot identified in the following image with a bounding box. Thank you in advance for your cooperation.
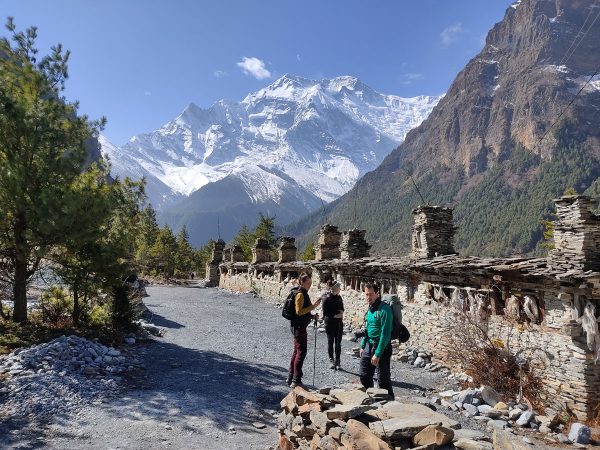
[329,358,335,369]
[335,359,341,371]
[286,374,293,386]
[290,380,304,389]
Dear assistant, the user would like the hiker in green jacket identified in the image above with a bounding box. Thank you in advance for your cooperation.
[359,281,394,398]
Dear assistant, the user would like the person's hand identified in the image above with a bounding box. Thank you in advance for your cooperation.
[314,298,322,307]
[371,355,380,367]
[359,348,364,357]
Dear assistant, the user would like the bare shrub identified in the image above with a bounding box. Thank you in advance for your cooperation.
[440,309,546,408]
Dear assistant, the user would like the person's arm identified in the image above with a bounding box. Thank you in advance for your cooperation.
[374,307,393,358]
[295,292,318,316]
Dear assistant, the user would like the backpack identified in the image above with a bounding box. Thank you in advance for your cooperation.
[381,294,410,343]
[282,287,300,320]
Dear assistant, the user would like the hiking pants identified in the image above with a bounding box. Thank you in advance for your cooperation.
[325,319,343,362]
[359,340,394,398]
[289,325,308,382]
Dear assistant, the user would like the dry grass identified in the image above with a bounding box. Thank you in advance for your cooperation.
[440,310,545,408]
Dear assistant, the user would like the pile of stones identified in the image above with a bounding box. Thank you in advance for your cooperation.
[276,384,497,449]
[396,346,449,373]
[0,335,141,421]
[431,386,594,446]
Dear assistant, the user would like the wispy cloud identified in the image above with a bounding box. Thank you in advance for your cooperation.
[399,73,423,85]
[296,54,301,62]
[144,91,152,96]
[440,23,464,47]
[213,70,228,78]
[236,56,271,80]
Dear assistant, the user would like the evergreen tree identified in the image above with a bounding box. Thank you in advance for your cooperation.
[174,225,195,277]
[134,205,160,273]
[0,18,105,322]
[254,213,277,248]
[149,226,177,277]
[52,168,144,324]
[300,242,316,261]
[193,241,213,278]
[233,224,253,262]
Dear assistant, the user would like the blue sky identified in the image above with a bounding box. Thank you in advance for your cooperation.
[3,0,514,145]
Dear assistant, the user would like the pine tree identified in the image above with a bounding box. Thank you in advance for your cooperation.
[254,213,277,248]
[149,226,177,277]
[174,225,195,277]
[233,224,253,262]
[134,205,160,273]
[300,242,316,261]
[0,18,106,322]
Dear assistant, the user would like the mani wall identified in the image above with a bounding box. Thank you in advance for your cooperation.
[213,196,600,421]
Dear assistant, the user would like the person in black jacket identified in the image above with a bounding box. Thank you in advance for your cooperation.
[287,273,321,388]
[322,280,344,370]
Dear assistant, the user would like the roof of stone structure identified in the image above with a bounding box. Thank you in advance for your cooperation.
[221,254,600,285]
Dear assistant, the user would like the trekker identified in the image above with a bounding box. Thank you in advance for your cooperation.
[287,273,321,388]
[359,282,394,399]
[322,280,344,370]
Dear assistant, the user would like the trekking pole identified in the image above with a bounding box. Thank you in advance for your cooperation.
[312,316,318,387]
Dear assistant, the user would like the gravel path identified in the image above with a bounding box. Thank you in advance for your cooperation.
[2,285,472,449]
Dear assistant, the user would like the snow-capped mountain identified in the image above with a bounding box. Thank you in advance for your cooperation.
[101,74,441,245]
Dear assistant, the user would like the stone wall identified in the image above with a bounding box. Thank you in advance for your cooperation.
[218,269,600,420]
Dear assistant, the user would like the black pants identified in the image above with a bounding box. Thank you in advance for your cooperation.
[325,319,343,362]
[359,340,394,398]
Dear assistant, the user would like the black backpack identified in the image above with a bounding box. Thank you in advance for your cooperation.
[282,288,300,320]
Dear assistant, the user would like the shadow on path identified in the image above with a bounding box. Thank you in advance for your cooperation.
[98,341,288,434]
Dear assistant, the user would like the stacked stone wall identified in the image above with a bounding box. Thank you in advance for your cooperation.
[218,271,600,420]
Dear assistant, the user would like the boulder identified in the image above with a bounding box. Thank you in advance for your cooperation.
[452,428,489,442]
[325,404,373,421]
[277,433,295,450]
[463,404,479,416]
[310,410,336,435]
[346,419,392,450]
[382,402,460,429]
[298,402,322,417]
[493,429,537,449]
[413,424,454,446]
[333,389,371,406]
[454,438,493,450]
[370,417,441,440]
[494,402,508,411]
[481,386,502,406]
[515,410,535,427]
[458,389,478,404]
[568,422,591,445]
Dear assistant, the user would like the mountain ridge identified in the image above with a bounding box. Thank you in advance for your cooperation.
[100,75,441,245]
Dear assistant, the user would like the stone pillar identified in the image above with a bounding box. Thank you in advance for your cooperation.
[229,245,246,263]
[205,239,225,287]
[251,238,272,264]
[340,228,371,259]
[316,224,341,261]
[411,206,456,258]
[548,195,600,272]
[278,237,297,263]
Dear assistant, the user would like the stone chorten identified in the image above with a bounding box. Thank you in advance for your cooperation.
[278,237,297,263]
[548,195,600,272]
[251,238,272,264]
[340,229,371,260]
[411,206,456,258]
[316,224,342,261]
[229,245,246,263]
[205,239,226,286]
